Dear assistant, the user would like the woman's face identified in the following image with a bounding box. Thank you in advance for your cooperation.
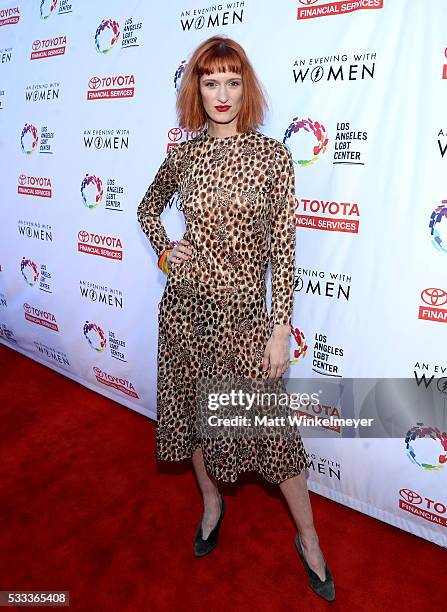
[199,70,243,128]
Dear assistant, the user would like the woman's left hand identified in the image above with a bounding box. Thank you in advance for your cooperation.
[262,326,291,381]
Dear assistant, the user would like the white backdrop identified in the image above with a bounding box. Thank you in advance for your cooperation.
[0,0,446,547]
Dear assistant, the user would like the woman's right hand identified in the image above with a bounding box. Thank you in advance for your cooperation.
[168,239,193,270]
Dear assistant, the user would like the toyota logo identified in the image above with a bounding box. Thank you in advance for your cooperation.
[18,174,26,185]
[421,287,447,306]
[89,77,101,90]
[78,230,89,243]
[168,127,182,142]
[93,366,101,375]
[23,303,31,313]
[32,40,41,51]
[399,488,422,504]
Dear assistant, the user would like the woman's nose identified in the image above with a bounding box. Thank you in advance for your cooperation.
[217,87,229,103]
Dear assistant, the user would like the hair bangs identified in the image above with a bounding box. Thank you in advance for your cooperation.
[196,45,242,77]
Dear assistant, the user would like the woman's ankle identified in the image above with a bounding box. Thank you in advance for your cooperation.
[299,528,320,548]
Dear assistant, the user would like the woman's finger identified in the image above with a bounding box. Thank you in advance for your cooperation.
[178,239,193,253]
[262,351,270,372]
[171,246,190,261]
[268,363,279,381]
[169,250,183,262]
[271,360,287,380]
[176,245,193,258]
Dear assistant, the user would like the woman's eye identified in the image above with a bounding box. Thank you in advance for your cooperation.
[204,81,240,88]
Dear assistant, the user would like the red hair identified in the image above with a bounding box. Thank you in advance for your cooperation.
[176,35,268,133]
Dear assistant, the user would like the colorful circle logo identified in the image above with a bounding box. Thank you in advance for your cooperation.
[405,423,447,470]
[81,175,103,209]
[40,0,58,19]
[429,202,447,253]
[95,19,120,54]
[20,258,39,286]
[283,118,328,167]
[21,124,39,155]
[83,321,107,352]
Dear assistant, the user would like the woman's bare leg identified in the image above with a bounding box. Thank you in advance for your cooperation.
[192,447,222,539]
[279,471,327,581]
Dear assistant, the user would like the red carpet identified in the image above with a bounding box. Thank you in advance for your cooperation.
[0,342,444,611]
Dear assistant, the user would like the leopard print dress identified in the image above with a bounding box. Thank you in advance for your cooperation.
[137,128,311,484]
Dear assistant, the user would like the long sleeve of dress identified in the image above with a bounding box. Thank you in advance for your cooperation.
[269,143,297,328]
[137,146,180,259]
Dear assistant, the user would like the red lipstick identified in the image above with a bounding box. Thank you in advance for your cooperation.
[215,105,231,112]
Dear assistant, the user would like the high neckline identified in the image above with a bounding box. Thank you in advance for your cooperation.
[203,128,247,141]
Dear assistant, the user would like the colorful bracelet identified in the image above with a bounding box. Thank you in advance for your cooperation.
[158,249,171,274]
[158,241,179,275]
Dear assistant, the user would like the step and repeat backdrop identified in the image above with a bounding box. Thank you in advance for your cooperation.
[0,0,446,546]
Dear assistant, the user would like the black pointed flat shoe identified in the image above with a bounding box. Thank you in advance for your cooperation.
[193,494,225,557]
[295,533,335,602]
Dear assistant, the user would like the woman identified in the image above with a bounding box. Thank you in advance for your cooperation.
[137,35,335,602]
